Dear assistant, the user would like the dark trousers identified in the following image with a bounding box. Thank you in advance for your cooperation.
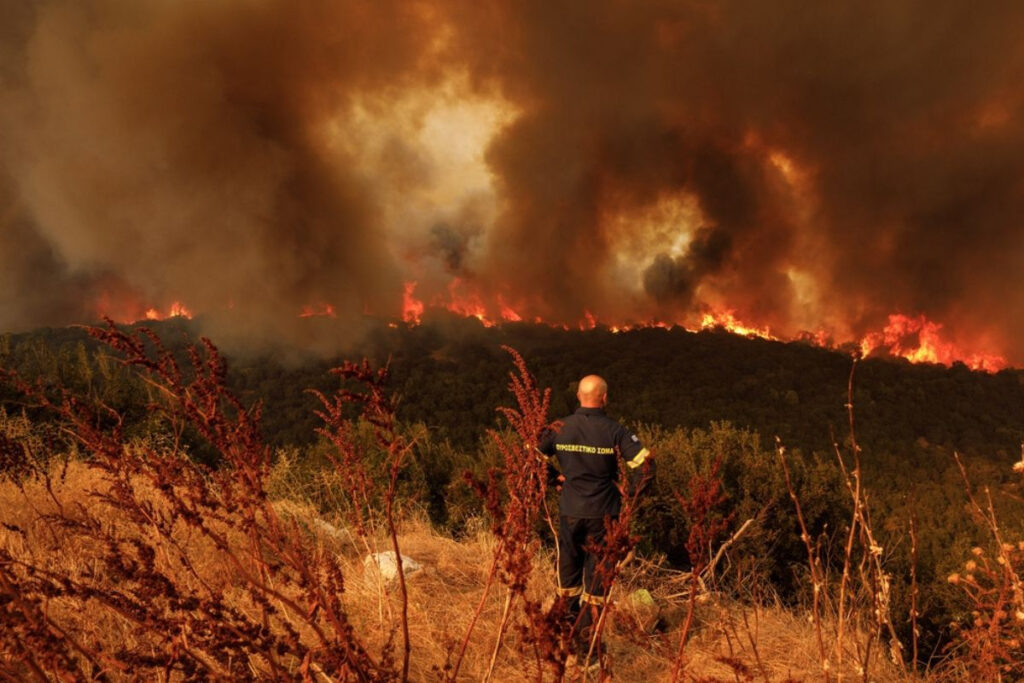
[557,515,610,633]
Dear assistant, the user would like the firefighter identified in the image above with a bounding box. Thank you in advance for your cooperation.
[537,374,654,660]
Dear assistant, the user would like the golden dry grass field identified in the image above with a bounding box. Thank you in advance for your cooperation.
[1,459,909,681]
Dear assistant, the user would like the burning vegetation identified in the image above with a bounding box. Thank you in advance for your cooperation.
[2,3,1024,675]
[97,286,1011,373]
[1,1,1023,366]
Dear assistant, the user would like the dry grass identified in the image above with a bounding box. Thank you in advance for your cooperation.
[2,327,1015,681]
[1,460,911,681]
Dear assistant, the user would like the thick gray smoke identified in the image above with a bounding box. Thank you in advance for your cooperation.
[3,1,1024,362]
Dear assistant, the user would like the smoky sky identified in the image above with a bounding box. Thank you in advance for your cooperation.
[2,1,1024,361]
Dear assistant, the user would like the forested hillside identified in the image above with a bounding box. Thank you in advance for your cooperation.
[3,315,1024,670]
[5,313,1020,462]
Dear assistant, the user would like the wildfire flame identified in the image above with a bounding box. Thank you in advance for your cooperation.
[93,282,1009,374]
[95,292,194,323]
[700,310,778,340]
[580,310,597,331]
[401,282,424,324]
[498,297,522,323]
[145,302,193,320]
[441,279,490,325]
[299,303,337,319]
[396,281,1008,372]
[401,279,529,328]
[859,314,1005,372]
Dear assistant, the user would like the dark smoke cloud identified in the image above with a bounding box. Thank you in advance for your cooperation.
[429,222,479,275]
[452,0,1024,358]
[0,0,442,349]
[3,1,1024,362]
[642,224,732,306]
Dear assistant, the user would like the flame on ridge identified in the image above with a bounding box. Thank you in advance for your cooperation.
[398,281,1008,372]
[145,301,193,320]
[299,303,337,319]
[93,286,1009,374]
[859,314,1005,373]
[95,292,194,323]
[699,311,777,340]
[404,279,530,328]
[401,282,424,324]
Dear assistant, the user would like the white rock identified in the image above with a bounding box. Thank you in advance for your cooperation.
[363,551,422,582]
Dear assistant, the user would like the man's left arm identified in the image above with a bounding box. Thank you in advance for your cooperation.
[617,428,655,493]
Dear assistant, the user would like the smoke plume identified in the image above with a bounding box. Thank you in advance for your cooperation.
[2,1,1024,362]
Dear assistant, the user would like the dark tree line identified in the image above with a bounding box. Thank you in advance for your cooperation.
[3,313,1023,462]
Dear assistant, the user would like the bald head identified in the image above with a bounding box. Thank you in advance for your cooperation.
[577,374,608,408]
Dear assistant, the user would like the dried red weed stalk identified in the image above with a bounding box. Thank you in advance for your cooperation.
[0,320,395,681]
[669,460,732,681]
[312,359,418,681]
[451,347,565,681]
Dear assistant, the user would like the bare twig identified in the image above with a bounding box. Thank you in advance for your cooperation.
[703,518,754,584]
[777,437,830,682]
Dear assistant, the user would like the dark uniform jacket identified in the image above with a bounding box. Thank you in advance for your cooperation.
[538,407,652,519]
